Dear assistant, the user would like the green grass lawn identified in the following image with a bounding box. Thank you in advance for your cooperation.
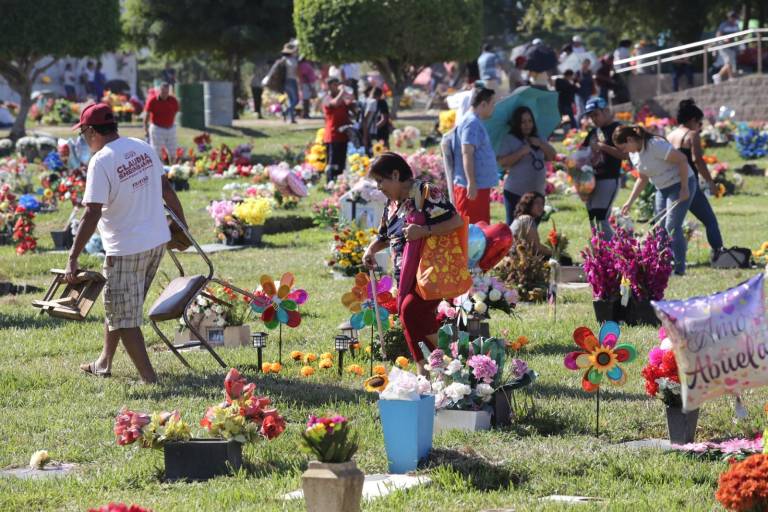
[1,122,767,511]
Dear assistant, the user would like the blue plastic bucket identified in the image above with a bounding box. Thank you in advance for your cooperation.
[378,395,435,473]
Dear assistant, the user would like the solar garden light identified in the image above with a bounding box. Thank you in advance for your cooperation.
[251,331,268,372]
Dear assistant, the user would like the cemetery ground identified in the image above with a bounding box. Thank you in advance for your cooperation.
[1,120,768,511]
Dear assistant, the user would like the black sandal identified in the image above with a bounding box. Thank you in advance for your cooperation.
[80,362,111,377]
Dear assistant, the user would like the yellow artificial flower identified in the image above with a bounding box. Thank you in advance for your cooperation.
[373,364,386,376]
[233,198,271,226]
[300,366,315,377]
[395,356,410,369]
[320,352,333,361]
[347,364,364,376]
[303,353,318,363]
[319,359,333,369]
[261,362,272,373]
[270,362,282,373]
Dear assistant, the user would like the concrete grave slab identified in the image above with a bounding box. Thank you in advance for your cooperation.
[284,473,430,501]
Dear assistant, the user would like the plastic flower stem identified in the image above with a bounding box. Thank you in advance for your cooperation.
[596,387,600,438]
[279,323,282,364]
[370,324,374,377]
[369,268,386,359]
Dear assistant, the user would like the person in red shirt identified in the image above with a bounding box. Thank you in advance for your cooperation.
[143,82,179,162]
[322,77,352,185]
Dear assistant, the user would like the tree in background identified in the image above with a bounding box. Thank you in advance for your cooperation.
[294,0,483,116]
[123,0,294,117]
[0,0,120,139]
[523,0,744,47]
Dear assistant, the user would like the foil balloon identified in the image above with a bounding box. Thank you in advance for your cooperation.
[467,224,487,268]
[718,105,736,121]
[475,222,513,272]
[575,167,596,201]
[652,273,768,412]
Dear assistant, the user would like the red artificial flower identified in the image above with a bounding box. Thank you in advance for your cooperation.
[88,503,151,512]
[224,368,247,401]
[260,412,286,440]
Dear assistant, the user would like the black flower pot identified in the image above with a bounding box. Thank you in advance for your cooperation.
[626,297,661,327]
[50,230,74,250]
[665,406,699,444]
[173,180,190,192]
[0,233,11,246]
[224,233,242,246]
[593,298,624,324]
[164,439,242,481]
[492,385,513,428]
[466,318,490,339]
[241,225,264,246]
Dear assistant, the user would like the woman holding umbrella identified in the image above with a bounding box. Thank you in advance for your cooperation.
[496,106,557,225]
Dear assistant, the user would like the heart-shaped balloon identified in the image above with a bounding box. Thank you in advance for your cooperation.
[475,222,513,272]
[467,224,487,268]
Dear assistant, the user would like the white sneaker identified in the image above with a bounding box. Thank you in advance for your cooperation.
[711,74,722,84]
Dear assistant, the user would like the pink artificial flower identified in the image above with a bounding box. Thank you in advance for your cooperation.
[113,408,151,446]
[467,355,498,384]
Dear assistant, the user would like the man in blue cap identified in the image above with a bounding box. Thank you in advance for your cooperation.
[581,97,625,238]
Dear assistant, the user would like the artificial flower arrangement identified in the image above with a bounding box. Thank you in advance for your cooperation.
[166,163,192,186]
[56,173,86,207]
[640,327,681,407]
[564,149,596,201]
[0,183,18,242]
[207,197,271,242]
[11,205,36,255]
[405,150,446,192]
[233,197,271,226]
[674,436,763,461]
[545,155,573,196]
[114,369,285,450]
[363,366,431,399]
[299,414,358,463]
[304,129,327,173]
[392,126,421,149]
[442,274,518,324]
[347,152,371,179]
[611,226,673,302]
[735,121,768,159]
[438,110,456,134]
[561,128,589,152]
[710,160,744,198]
[493,241,550,302]
[420,325,535,412]
[327,221,378,276]
[312,197,340,227]
[716,452,768,511]
[88,504,151,512]
[544,220,569,262]
[753,241,768,266]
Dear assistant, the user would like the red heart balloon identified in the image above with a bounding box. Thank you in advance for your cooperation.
[476,222,513,272]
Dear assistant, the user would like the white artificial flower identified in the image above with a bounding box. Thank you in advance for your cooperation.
[444,382,471,402]
[196,297,207,306]
[476,383,494,402]
[488,289,502,302]
[416,375,432,395]
[474,301,488,315]
[445,359,462,376]
[660,337,673,350]
[472,292,487,303]
[213,305,224,314]
[29,450,50,469]
[215,317,226,327]
[203,308,212,317]
[432,380,445,393]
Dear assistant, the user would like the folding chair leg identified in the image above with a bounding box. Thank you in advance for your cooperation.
[187,322,227,368]
[151,320,192,369]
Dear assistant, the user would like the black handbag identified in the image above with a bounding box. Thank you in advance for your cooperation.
[711,247,753,269]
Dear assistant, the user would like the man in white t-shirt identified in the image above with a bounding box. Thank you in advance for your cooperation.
[65,103,187,383]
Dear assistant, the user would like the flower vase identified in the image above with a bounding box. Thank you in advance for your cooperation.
[433,409,492,434]
[164,439,242,481]
[301,460,364,512]
[626,297,661,327]
[665,405,699,444]
[172,179,190,192]
[465,317,490,339]
[224,232,242,246]
[378,395,435,473]
[50,230,74,250]
[592,298,623,324]
[241,225,263,246]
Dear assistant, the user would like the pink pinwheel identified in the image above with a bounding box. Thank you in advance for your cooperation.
[251,272,308,329]
[341,272,392,330]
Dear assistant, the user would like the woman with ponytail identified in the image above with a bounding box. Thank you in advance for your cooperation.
[667,99,725,260]
[614,125,696,275]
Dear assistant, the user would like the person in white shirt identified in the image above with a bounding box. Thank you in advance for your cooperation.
[615,125,696,276]
[341,62,361,99]
[66,103,187,383]
[571,35,587,54]
[63,63,77,101]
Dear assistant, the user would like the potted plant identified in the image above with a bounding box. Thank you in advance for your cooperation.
[233,197,271,246]
[582,228,622,323]
[115,369,285,481]
[364,367,434,473]
[207,199,243,245]
[641,329,698,444]
[300,414,364,512]
[421,325,507,433]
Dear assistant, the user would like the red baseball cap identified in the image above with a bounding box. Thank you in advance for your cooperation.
[72,103,115,130]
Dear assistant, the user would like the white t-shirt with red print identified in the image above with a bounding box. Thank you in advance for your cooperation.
[83,137,170,256]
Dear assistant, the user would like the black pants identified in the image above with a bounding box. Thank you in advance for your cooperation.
[503,190,521,225]
[325,142,347,183]
[251,86,263,117]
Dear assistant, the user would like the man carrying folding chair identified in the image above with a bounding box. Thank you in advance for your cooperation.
[65,103,187,383]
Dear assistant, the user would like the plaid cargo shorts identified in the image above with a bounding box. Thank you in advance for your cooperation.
[103,244,165,331]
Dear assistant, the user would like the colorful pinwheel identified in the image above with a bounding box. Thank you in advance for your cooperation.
[341,273,392,330]
[251,273,308,329]
[564,321,637,393]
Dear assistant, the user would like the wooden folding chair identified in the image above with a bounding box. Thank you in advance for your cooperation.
[32,269,106,320]
[147,207,260,370]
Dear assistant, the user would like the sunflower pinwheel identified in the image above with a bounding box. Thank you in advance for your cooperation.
[563,321,636,393]
[341,272,392,330]
[251,273,308,329]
